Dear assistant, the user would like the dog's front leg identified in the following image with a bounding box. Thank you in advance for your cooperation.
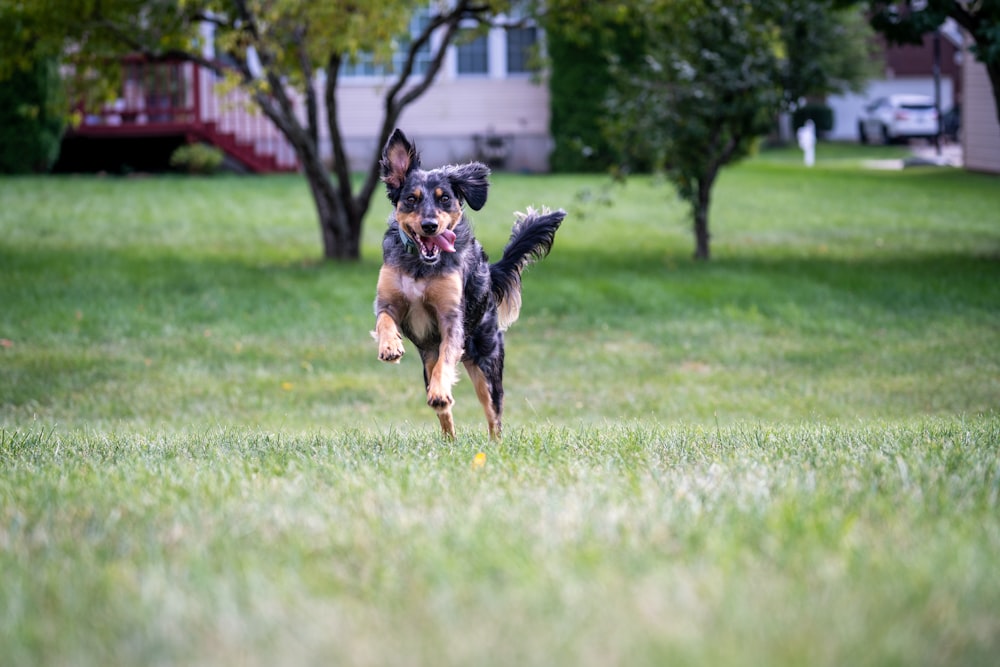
[374,268,406,363]
[375,310,405,362]
[424,274,464,436]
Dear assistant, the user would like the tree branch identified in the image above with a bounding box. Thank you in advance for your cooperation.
[297,27,319,146]
[325,52,357,214]
[356,0,486,210]
[946,0,980,36]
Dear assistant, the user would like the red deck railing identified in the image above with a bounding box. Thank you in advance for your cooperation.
[72,57,298,172]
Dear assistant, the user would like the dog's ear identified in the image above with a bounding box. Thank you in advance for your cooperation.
[380,129,419,202]
[447,162,490,211]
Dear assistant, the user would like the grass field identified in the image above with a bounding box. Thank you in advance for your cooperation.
[1,142,999,665]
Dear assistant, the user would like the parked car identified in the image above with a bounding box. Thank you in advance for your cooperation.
[857,94,939,144]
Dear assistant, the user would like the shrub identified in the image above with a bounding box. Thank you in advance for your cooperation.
[0,58,65,173]
[792,103,834,135]
[545,22,646,173]
[169,143,224,174]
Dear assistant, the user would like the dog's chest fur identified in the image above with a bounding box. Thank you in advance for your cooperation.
[397,274,438,342]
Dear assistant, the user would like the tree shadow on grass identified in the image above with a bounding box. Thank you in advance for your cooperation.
[535,243,1000,324]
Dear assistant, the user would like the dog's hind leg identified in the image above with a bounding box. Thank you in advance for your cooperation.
[463,357,504,440]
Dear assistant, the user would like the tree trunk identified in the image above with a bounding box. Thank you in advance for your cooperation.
[246,67,363,262]
[258,92,363,262]
[299,145,363,261]
[692,177,712,261]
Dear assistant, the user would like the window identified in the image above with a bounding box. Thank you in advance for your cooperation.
[341,10,432,78]
[456,30,489,75]
[340,6,543,79]
[393,10,433,75]
[506,26,537,74]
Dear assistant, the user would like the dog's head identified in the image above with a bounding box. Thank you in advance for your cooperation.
[380,128,490,265]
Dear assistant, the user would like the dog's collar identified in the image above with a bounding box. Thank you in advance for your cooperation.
[398,226,418,254]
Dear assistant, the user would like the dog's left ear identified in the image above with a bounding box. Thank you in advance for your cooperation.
[447,162,491,211]
[380,129,419,203]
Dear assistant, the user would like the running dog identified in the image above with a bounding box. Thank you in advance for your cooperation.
[373,129,565,439]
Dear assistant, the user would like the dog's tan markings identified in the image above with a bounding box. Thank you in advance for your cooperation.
[422,272,464,413]
[437,208,461,231]
[395,209,422,239]
[496,288,522,331]
[373,265,407,362]
[437,410,456,438]
[464,361,501,439]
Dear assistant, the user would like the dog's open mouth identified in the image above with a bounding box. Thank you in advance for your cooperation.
[415,229,456,262]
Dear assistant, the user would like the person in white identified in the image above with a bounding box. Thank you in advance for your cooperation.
[797,119,816,167]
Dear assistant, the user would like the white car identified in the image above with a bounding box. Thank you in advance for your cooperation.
[858,94,939,144]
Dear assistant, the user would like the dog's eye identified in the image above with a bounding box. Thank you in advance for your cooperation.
[439,194,450,203]
[404,194,418,205]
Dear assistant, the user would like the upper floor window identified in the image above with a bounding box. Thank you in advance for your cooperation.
[456,30,489,75]
[341,10,432,78]
[339,5,541,79]
[506,26,537,74]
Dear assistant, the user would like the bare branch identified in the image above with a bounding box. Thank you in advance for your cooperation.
[325,52,358,217]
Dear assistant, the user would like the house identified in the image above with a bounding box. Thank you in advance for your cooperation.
[332,10,550,172]
[57,8,551,174]
[962,52,1000,173]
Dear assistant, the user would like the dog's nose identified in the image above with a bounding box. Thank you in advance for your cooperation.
[421,221,438,235]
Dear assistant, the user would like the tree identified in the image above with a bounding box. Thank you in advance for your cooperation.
[0,0,512,261]
[603,0,783,260]
[860,0,1000,131]
[543,1,874,175]
[779,1,880,107]
[596,0,874,260]
[543,5,646,172]
[0,57,64,173]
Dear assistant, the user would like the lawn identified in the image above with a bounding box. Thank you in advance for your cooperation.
[1,143,999,665]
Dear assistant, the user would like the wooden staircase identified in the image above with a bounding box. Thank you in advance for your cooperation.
[69,58,300,173]
[189,122,290,173]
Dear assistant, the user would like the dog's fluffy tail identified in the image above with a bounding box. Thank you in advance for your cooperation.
[490,206,565,331]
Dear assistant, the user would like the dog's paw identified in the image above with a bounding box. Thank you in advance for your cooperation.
[378,339,405,363]
[426,387,454,410]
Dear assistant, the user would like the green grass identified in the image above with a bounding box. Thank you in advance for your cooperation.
[2,422,998,666]
[1,143,999,665]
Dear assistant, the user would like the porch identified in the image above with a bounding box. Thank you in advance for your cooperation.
[65,58,299,173]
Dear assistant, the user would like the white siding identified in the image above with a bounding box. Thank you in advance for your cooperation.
[962,54,1000,173]
[329,77,551,171]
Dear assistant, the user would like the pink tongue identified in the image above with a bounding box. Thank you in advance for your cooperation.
[427,229,456,253]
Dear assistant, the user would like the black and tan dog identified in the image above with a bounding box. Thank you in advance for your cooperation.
[373,129,565,439]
